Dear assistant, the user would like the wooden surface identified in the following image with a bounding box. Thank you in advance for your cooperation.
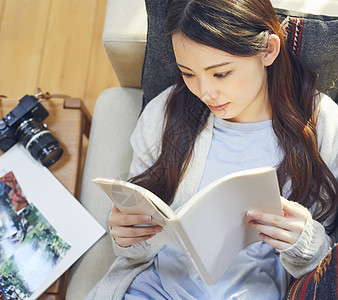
[0,96,87,299]
[0,0,119,116]
[0,1,117,297]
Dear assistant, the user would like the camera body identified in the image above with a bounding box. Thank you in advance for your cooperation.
[0,95,63,166]
[0,95,48,151]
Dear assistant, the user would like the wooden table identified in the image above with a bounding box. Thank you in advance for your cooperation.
[0,95,91,300]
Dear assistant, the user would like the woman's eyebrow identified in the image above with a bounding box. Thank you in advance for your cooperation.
[177,61,233,71]
[177,63,192,71]
[205,62,233,71]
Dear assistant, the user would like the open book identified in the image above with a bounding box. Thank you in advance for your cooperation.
[93,166,283,285]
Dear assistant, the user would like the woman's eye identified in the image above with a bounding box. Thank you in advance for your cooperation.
[214,71,231,78]
[181,72,194,78]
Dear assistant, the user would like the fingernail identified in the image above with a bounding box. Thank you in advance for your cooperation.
[144,215,152,222]
[155,227,162,233]
[247,211,254,216]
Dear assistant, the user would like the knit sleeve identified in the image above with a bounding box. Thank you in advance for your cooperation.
[279,208,331,278]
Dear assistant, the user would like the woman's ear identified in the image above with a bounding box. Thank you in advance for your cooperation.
[263,34,280,66]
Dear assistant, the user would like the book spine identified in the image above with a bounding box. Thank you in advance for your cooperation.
[168,220,212,285]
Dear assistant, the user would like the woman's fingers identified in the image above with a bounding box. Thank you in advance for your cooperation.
[112,225,162,247]
[111,223,162,238]
[247,197,308,250]
[247,215,300,246]
[109,205,162,247]
[258,233,291,250]
[114,234,158,248]
[110,207,152,227]
[247,209,304,233]
[280,197,308,219]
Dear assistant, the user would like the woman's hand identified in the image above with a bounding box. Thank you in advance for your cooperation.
[247,197,308,250]
[109,205,163,247]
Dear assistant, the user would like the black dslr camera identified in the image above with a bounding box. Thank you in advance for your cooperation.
[0,95,63,167]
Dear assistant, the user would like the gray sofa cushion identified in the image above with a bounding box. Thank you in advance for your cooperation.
[142,0,338,107]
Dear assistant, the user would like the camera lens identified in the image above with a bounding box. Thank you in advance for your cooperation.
[16,119,63,167]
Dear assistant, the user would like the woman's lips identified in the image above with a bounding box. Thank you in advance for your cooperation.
[208,102,230,111]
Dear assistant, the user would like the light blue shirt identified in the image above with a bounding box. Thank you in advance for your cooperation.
[198,116,283,190]
[125,117,288,299]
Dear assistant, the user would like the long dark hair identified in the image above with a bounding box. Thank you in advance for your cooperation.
[131,0,338,232]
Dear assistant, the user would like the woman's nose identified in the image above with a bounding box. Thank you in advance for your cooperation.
[199,80,219,102]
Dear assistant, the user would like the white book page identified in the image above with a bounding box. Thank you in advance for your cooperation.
[177,167,283,285]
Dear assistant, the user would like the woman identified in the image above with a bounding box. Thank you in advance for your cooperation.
[87,0,338,299]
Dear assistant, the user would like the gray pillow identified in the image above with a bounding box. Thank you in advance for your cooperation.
[278,9,338,103]
[142,1,178,108]
[142,1,338,107]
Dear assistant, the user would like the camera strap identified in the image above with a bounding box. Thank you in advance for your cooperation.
[35,88,71,102]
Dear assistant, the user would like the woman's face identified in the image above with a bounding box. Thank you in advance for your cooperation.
[172,33,272,122]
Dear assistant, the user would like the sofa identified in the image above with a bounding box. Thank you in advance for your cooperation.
[65,0,337,299]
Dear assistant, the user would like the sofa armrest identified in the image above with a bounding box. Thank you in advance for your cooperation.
[66,87,143,300]
[103,0,147,88]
